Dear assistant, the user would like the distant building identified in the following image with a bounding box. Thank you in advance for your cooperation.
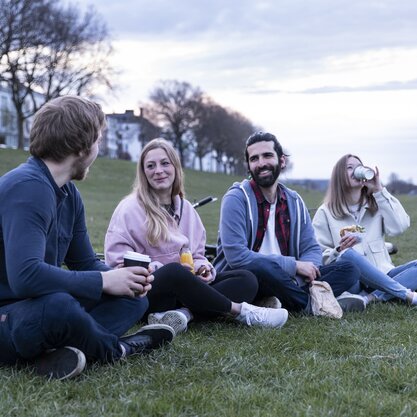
[0,82,45,149]
[100,109,160,161]
[0,82,21,149]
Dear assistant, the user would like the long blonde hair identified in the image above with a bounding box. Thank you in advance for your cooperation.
[324,154,377,219]
[133,138,185,245]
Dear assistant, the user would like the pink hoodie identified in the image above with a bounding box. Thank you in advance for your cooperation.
[104,194,215,278]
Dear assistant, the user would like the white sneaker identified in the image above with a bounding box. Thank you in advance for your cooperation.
[255,296,282,309]
[148,310,188,336]
[235,302,288,328]
[336,292,366,312]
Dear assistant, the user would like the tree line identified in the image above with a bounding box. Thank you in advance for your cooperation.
[146,80,257,175]
[0,0,263,175]
[0,0,113,149]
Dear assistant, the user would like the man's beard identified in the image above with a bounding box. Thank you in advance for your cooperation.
[71,157,90,181]
[250,164,281,187]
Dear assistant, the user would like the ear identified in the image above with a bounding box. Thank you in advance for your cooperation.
[280,155,286,169]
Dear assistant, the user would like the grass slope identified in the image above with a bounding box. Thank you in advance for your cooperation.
[1,149,417,417]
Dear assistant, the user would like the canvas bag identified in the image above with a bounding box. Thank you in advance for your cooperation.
[309,280,343,319]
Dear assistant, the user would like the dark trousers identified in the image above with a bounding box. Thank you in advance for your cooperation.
[246,258,360,312]
[0,292,147,365]
[147,262,258,316]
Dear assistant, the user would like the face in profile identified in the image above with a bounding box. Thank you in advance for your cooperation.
[143,147,176,193]
[247,141,282,187]
[71,140,100,181]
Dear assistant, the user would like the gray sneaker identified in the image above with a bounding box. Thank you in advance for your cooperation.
[235,302,288,328]
[148,310,188,336]
[255,296,282,309]
[336,292,366,312]
[32,346,86,380]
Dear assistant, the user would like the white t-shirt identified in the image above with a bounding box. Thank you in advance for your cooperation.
[259,199,281,255]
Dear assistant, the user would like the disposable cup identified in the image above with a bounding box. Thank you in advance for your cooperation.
[123,251,151,268]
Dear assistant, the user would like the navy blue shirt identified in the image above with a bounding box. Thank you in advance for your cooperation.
[0,157,109,306]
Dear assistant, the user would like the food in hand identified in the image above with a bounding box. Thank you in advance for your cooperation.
[340,225,365,237]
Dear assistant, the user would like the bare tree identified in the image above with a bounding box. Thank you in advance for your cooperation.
[192,97,218,171]
[0,0,47,60]
[149,80,203,165]
[194,102,254,174]
[0,0,114,149]
[222,109,254,175]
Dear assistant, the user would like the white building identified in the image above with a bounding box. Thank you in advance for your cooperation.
[0,82,44,149]
[0,82,20,148]
[100,109,160,161]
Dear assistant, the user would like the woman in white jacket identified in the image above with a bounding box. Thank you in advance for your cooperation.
[312,154,417,306]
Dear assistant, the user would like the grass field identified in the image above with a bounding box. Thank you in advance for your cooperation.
[1,148,417,417]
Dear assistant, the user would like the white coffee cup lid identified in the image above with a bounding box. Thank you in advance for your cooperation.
[124,251,151,262]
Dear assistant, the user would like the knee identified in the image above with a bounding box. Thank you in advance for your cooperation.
[155,262,194,283]
[157,262,189,276]
[41,292,83,329]
[336,260,361,287]
[233,269,259,292]
[340,248,359,262]
[121,295,149,319]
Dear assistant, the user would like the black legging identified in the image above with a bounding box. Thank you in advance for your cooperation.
[146,263,258,316]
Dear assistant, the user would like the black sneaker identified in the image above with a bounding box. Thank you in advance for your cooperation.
[32,346,86,380]
[120,324,175,357]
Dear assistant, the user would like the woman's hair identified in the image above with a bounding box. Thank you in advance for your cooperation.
[133,138,185,246]
[30,95,106,162]
[324,154,378,218]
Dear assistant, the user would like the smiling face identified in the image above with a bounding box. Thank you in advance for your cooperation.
[247,140,283,188]
[143,147,176,195]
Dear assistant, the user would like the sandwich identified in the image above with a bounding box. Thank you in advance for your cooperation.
[340,225,365,237]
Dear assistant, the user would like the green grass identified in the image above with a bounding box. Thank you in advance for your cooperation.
[2,148,417,417]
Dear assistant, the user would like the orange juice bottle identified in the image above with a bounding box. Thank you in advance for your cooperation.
[180,246,194,274]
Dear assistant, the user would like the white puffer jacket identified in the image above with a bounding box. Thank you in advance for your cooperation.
[312,188,410,273]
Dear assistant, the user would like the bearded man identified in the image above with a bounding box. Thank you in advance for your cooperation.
[214,131,364,314]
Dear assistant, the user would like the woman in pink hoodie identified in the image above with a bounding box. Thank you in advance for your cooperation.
[105,138,288,334]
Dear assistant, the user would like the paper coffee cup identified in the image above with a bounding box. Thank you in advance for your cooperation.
[123,251,151,268]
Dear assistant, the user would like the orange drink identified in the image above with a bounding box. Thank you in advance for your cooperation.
[180,247,194,273]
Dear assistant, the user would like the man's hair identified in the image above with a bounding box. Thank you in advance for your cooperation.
[29,95,106,162]
[245,131,285,163]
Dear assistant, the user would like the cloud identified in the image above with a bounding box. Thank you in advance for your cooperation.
[245,78,417,95]
[298,78,417,94]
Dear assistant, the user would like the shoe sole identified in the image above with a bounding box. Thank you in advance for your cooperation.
[139,323,176,338]
[338,298,366,313]
[148,312,188,336]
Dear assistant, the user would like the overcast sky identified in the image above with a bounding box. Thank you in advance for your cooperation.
[77,0,417,183]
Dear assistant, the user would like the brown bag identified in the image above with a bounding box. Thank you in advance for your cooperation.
[309,281,343,319]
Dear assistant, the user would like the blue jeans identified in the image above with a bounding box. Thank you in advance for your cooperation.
[0,292,148,365]
[244,258,360,312]
[340,249,417,302]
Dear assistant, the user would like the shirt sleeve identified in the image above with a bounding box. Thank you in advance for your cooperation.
[373,188,410,236]
[312,206,340,265]
[3,180,103,300]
